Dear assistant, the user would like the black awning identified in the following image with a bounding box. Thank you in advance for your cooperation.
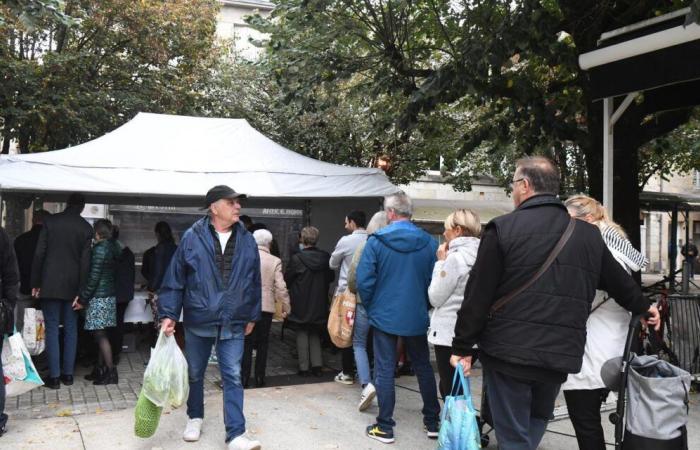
[639,191,700,212]
[586,38,700,101]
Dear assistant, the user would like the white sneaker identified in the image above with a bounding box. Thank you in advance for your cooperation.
[334,371,354,385]
[358,383,376,411]
[228,434,262,450]
[183,418,203,442]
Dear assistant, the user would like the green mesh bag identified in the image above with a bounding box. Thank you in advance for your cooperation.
[134,391,163,438]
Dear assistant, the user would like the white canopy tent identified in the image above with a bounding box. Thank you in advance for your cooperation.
[0,113,401,253]
[0,112,399,204]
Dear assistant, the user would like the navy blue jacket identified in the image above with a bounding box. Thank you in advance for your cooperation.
[158,217,262,327]
[356,220,437,336]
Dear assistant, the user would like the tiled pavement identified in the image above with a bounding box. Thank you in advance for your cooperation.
[6,322,344,419]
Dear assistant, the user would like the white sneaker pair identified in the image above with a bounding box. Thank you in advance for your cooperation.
[358,383,377,411]
[183,418,261,449]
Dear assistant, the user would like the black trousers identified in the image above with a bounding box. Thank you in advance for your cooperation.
[433,344,458,399]
[341,346,355,374]
[109,302,129,358]
[563,388,609,450]
[242,312,274,381]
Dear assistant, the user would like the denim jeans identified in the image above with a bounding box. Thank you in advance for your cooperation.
[41,298,78,378]
[484,364,560,450]
[185,327,246,443]
[0,337,7,431]
[352,304,372,385]
[372,327,440,432]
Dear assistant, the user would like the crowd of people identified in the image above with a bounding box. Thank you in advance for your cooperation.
[0,157,666,450]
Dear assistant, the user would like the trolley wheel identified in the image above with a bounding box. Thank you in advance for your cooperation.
[609,412,619,425]
[480,434,490,447]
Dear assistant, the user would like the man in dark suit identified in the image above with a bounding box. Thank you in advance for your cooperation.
[31,194,93,389]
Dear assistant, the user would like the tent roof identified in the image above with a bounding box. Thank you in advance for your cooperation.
[579,8,700,102]
[0,113,399,205]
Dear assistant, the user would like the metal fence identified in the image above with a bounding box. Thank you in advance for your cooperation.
[669,294,700,376]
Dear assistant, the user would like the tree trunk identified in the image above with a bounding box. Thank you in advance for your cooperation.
[584,100,603,201]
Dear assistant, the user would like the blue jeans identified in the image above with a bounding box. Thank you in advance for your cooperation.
[372,327,440,432]
[41,298,78,378]
[353,304,372,385]
[185,327,246,443]
[484,365,560,450]
[0,337,7,431]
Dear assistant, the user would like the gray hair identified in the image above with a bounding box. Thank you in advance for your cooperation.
[366,211,389,234]
[515,156,560,195]
[384,192,413,218]
[253,229,273,248]
[300,226,319,246]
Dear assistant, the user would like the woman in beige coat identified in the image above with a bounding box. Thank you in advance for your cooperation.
[241,229,291,388]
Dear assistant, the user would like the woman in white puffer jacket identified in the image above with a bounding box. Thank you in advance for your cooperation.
[427,209,481,399]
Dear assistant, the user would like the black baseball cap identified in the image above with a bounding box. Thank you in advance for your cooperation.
[203,185,247,209]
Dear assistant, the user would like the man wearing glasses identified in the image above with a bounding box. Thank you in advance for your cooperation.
[450,157,659,450]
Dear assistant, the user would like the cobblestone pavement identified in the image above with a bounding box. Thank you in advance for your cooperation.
[6,322,344,419]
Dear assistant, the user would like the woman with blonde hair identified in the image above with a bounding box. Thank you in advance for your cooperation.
[562,194,648,450]
[427,209,481,399]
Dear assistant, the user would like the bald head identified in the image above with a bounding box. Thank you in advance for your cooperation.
[515,157,560,195]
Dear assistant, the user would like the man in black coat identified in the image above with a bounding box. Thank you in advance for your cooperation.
[450,157,660,450]
[13,209,50,332]
[0,225,20,437]
[14,209,50,296]
[31,193,93,389]
[109,225,135,363]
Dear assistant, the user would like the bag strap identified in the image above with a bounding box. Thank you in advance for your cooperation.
[449,364,475,409]
[490,217,576,316]
[590,295,611,315]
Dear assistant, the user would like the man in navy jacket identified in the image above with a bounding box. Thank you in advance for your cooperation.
[357,192,440,445]
[159,185,262,450]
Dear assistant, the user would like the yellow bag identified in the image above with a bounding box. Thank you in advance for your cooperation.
[327,289,356,348]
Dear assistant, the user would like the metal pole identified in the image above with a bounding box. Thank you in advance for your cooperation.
[603,98,614,212]
[670,205,678,291]
[683,208,691,293]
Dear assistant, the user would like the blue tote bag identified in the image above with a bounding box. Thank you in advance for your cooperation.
[437,365,481,450]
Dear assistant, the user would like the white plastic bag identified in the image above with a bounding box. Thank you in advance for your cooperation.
[141,331,188,408]
[2,331,44,396]
[22,308,46,355]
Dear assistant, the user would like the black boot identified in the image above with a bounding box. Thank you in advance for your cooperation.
[84,366,101,381]
[93,367,117,385]
[255,375,266,387]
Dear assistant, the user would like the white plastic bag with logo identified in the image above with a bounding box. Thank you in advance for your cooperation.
[22,308,46,355]
[2,330,44,396]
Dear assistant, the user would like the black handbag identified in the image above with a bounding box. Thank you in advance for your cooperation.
[0,299,14,335]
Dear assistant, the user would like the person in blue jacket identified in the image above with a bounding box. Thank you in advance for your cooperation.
[159,185,262,450]
[356,192,441,445]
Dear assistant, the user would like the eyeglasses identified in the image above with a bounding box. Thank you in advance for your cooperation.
[510,177,525,188]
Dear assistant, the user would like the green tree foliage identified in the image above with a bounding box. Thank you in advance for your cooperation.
[0,0,220,153]
[249,0,699,244]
